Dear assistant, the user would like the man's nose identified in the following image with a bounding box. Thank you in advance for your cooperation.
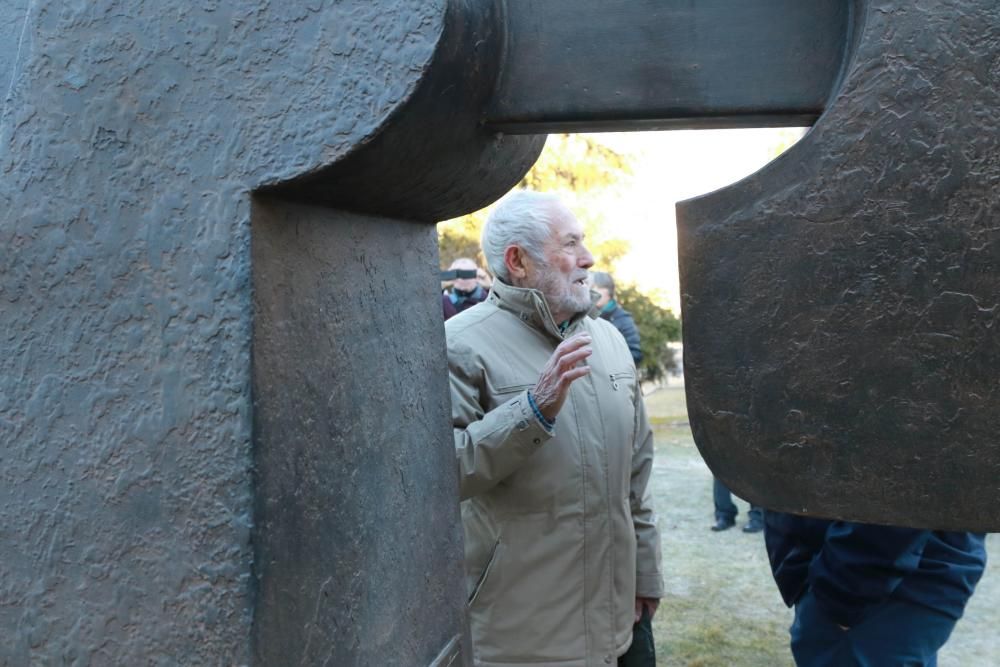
[579,246,595,269]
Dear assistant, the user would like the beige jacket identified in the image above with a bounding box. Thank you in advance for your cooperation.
[446,279,664,667]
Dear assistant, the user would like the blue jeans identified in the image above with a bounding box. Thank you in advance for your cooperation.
[790,588,958,666]
[713,478,762,523]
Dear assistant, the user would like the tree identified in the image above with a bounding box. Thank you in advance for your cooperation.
[518,134,632,193]
[616,283,682,382]
[438,212,488,267]
[437,134,633,269]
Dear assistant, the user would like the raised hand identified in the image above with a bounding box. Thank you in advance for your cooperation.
[532,333,593,421]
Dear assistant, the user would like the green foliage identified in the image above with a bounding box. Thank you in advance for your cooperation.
[437,134,633,269]
[517,134,632,192]
[616,284,681,382]
[438,210,488,267]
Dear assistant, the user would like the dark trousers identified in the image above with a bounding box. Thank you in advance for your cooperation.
[790,588,958,667]
[618,606,656,667]
[713,477,762,523]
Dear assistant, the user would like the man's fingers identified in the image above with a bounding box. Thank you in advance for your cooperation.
[538,366,590,402]
[553,334,592,357]
[533,334,594,420]
[555,346,592,370]
[558,365,591,385]
[546,367,590,400]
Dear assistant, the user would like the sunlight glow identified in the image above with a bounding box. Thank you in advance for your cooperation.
[584,128,807,313]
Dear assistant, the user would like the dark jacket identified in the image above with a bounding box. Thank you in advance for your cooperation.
[600,301,642,365]
[764,511,987,628]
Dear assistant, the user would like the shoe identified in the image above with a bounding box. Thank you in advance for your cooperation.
[711,518,735,532]
[742,519,764,533]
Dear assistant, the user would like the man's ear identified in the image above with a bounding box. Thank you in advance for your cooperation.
[504,245,529,282]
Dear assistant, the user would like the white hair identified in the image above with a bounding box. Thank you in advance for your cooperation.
[481,190,561,282]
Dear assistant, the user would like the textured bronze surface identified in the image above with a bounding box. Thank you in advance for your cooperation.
[678,0,1000,531]
[252,200,470,665]
[5,0,998,662]
[261,0,544,221]
[488,0,850,133]
[2,1,513,662]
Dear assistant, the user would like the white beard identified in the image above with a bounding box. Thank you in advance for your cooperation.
[537,268,592,319]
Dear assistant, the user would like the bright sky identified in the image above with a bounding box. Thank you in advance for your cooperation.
[582,128,807,313]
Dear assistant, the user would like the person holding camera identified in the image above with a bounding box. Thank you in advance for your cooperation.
[442,257,492,320]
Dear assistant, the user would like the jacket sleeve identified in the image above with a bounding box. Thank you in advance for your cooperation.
[629,389,664,599]
[808,523,931,627]
[616,310,643,365]
[449,339,553,501]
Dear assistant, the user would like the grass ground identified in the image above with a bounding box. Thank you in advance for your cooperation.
[642,383,999,667]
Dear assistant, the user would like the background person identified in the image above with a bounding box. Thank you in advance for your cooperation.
[590,270,643,366]
[765,512,987,666]
[711,476,764,533]
[447,190,663,667]
[442,257,491,320]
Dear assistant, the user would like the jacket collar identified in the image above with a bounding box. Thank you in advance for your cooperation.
[488,278,599,341]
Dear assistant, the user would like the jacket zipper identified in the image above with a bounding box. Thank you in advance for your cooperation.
[468,537,501,605]
[609,371,633,391]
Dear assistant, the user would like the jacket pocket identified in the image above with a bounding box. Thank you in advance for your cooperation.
[489,382,535,413]
[608,369,638,451]
[494,381,534,394]
[608,369,635,392]
[468,536,502,607]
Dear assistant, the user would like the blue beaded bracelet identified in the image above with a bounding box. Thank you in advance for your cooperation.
[527,391,555,431]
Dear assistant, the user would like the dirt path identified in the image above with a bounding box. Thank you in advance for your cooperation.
[644,385,998,667]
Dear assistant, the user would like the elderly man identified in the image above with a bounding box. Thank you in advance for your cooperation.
[446,190,663,667]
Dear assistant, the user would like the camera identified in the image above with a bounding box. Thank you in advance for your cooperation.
[440,269,478,280]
